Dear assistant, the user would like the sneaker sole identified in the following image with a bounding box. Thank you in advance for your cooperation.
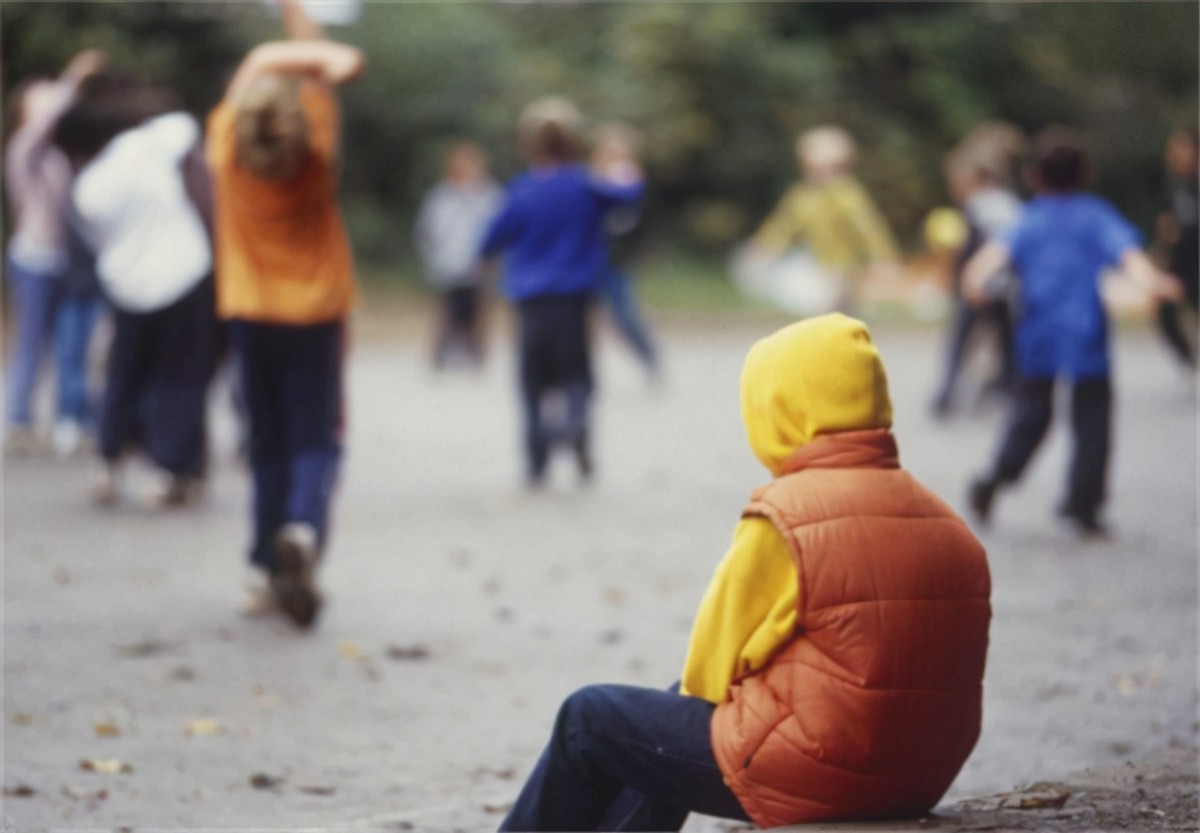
[272,538,321,629]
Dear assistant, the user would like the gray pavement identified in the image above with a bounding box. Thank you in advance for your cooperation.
[2,313,1197,831]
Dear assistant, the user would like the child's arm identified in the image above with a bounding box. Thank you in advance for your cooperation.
[680,518,798,704]
[962,240,1012,306]
[277,0,324,40]
[1120,248,1185,302]
[222,40,364,106]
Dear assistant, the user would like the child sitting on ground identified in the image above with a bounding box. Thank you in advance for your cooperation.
[500,313,992,831]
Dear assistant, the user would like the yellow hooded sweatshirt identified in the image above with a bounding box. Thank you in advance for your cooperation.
[680,313,893,703]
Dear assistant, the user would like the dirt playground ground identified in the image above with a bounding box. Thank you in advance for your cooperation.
[3,309,1197,831]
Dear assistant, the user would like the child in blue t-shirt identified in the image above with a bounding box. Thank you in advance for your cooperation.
[963,127,1182,536]
[479,97,643,486]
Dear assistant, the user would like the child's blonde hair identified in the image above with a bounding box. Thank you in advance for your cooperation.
[234,74,310,181]
[517,96,584,164]
[796,126,856,177]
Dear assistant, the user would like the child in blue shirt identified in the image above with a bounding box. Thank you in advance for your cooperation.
[963,127,1182,536]
[480,97,643,486]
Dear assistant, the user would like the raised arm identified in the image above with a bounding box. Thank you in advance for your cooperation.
[962,240,1012,306]
[277,0,324,41]
[222,40,365,104]
[1121,248,1185,302]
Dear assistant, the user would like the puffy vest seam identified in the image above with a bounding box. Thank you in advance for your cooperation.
[770,657,986,694]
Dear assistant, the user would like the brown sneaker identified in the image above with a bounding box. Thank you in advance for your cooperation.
[270,523,322,629]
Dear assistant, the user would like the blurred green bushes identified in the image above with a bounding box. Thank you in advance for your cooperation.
[3,1,1196,281]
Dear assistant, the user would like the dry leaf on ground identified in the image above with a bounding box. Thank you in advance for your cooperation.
[79,758,134,774]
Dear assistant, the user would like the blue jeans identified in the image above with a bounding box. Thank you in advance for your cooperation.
[229,320,344,572]
[5,258,61,427]
[54,293,105,424]
[596,268,657,372]
[500,684,749,832]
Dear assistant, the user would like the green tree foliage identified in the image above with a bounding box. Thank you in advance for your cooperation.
[3,1,1196,271]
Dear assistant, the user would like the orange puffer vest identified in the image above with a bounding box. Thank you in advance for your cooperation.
[711,429,991,827]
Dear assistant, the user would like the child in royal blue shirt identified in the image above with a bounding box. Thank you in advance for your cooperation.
[963,127,1182,536]
[480,97,643,486]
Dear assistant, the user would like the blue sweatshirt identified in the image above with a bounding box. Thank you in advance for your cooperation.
[480,164,643,301]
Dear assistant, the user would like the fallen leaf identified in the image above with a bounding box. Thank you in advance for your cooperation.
[183,718,224,737]
[483,797,514,814]
[338,640,365,661]
[249,772,283,790]
[3,784,36,798]
[299,785,337,796]
[63,785,108,801]
[999,783,1071,810]
[1114,673,1138,696]
[113,639,179,658]
[600,628,624,645]
[385,644,430,662]
[168,665,197,682]
[93,722,121,738]
[79,758,134,775]
[603,587,627,607]
[11,712,34,726]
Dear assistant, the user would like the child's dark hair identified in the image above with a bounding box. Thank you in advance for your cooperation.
[52,71,180,166]
[517,96,583,165]
[1032,126,1088,192]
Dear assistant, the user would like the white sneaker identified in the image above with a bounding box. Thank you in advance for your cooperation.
[143,471,204,508]
[52,419,84,458]
[90,460,121,506]
[240,569,281,618]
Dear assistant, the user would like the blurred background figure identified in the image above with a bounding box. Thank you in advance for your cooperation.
[590,121,660,382]
[4,49,106,455]
[57,72,220,508]
[735,125,899,316]
[479,96,643,488]
[964,127,1183,538]
[1154,126,1198,368]
[413,139,502,371]
[208,0,364,628]
[930,125,1027,419]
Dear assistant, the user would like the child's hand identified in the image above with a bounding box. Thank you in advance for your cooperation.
[1156,273,1186,303]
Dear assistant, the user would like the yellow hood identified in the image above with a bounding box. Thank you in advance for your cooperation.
[741,313,892,475]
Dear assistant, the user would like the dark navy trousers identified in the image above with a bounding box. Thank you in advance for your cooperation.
[229,319,344,573]
[99,277,218,475]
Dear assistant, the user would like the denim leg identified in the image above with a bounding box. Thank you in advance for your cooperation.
[1065,376,1112,518]
[279,322,344,550]
[54,295,104,424]
[98,309,153,462]
[992,377,1055,484]
[5,262,60,427]
[500,684,748,832]
[560,379,592,446]
[933,301,976,411]
[231,321,289,571]
[600,269,656,371]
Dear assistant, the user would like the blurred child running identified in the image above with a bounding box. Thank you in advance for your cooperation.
[499,314,991,831]
[479,97,643,487]
[965,127,1184,537]
[57,73,220,507]
[4,49,106,454]
[744,125,899,313]
[590,122,659,380]
[931,130,1026,418]
[1154,126,1198,367]
[207,0,364,627]
[414,140,503,370]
